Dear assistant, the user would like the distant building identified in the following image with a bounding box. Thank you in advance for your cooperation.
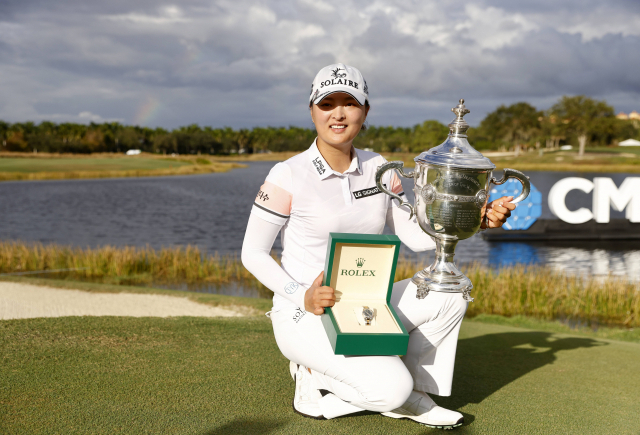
[617,111,640,120]
[619,139,640,147]
[126,149,141,155]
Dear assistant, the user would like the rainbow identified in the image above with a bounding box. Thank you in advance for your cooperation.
[134,97,162,126]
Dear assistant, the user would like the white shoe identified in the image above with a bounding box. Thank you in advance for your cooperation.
[382,390,464,430]
[290,362,325,420]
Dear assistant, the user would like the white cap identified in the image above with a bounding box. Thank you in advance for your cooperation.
[309,63,369,106]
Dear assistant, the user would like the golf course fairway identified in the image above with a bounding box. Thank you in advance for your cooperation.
[1,316,638,434]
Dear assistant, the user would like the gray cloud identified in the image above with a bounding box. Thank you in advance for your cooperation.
[0,0,638,129]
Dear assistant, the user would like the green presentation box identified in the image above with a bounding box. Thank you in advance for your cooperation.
[321,233,409,356]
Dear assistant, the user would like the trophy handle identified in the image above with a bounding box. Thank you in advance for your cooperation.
[489,168,531,204]
[375,161,415,219]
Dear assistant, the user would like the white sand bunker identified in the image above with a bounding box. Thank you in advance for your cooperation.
[0,282,245,320]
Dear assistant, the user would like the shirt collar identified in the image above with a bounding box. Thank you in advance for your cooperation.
[350,148,363,175]
[309,139,362,180]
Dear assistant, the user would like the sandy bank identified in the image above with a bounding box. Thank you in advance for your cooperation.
[0,282,245,320]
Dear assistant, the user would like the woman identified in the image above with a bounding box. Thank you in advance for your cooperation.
[241,63,515,429]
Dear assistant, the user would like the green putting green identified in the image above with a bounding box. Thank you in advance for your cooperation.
[1,316,639,434]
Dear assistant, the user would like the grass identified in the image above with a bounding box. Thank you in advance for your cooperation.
[0,241,264,292]
[1,315,639,434]
[2,241,639,329]
[211,147,640,173]
[0,152,245,181]
[462,264,639,328]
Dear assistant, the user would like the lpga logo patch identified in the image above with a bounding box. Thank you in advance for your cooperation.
[312,157,326,175]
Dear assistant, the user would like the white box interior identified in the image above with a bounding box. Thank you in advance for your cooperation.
[329,243,403,334]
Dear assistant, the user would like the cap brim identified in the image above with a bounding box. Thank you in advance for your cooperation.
[312,88,366,106]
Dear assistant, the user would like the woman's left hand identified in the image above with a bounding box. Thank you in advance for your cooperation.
[481,196,516,229]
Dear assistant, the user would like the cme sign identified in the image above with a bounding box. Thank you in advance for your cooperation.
[490,177,640,230]
[549,177,640,224]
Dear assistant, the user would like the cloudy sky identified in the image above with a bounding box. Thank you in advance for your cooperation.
[1,0,639,129]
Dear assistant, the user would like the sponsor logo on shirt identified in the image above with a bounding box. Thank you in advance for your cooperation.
[312,157,326,175]
[353,184,386,199]
[293,307,306,323]
[353,184,405,200]
[284,282,299,294]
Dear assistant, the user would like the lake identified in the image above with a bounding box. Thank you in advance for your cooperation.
[2,162,639,286]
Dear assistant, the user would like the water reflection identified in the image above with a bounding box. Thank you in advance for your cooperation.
[484,241,640,281]
[485,242,542,267]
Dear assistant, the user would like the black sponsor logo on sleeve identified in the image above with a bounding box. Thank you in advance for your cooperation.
[312,157,326,175]
[256,190,269,202]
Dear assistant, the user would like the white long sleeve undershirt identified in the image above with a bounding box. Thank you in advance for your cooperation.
[241,204,435,309]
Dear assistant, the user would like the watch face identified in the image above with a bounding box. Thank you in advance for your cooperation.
[363,309,374,318]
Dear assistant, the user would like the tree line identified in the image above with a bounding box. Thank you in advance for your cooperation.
[1,96,638,155]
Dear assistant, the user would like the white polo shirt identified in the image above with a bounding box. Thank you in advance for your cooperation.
[251,139,406,311]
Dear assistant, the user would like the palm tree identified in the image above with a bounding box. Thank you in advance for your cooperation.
[549,96,615,157]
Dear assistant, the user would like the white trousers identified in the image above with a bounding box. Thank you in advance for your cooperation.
[270,278,468,419]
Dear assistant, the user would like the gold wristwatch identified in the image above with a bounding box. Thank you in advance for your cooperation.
[362,306,374,325]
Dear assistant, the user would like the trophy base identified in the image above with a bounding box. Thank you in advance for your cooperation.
[411,238,474,301]
[411,270,474,302]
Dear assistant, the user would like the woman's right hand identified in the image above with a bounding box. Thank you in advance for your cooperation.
[304,271,336,315]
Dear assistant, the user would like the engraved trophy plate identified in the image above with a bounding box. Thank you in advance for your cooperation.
[375,99,531,301]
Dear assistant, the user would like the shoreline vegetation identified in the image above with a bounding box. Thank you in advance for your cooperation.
[212,148,640,173]
[2,147,640,184]
[2,241,638,330]
[0,152,245,182]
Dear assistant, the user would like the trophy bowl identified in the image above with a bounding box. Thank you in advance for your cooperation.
[376,99,530,300]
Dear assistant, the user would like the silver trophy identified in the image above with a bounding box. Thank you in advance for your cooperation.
[376,99,530,301]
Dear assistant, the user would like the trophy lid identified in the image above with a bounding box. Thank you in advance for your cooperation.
[414,99,496,170]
